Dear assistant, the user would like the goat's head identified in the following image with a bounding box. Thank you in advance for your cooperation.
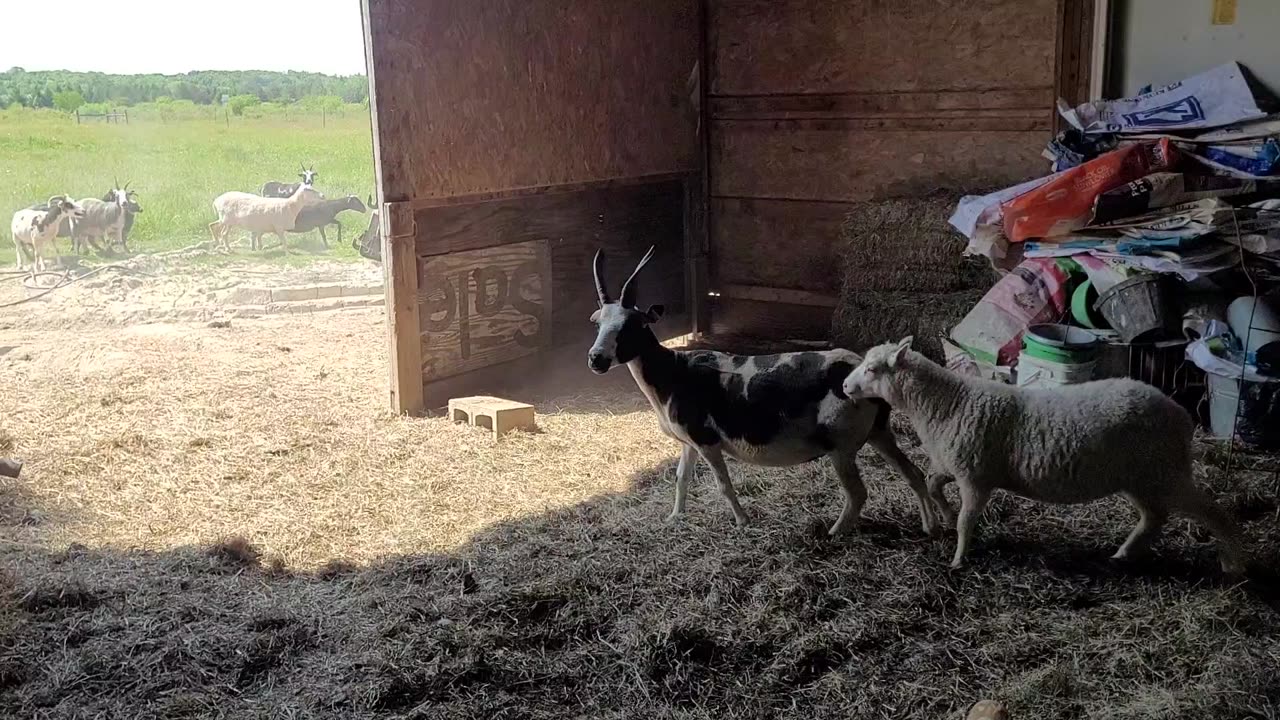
[124,190,143,214]
[840,336,914,402]
[587,246,664,374]
[298,164,318,187]
[347,195,368,213]
[47,195,84,222]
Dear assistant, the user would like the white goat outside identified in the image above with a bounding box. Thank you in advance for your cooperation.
[209,185,324,252]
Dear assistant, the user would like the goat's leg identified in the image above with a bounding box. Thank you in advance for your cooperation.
[667,444,696,522]
[866,430,940,537]
[827,450,869,536]
[1112,492,1167,562]
[696,445,748,527]
[319,226,329,249]
[335,222,341,247]
[951,478,991,569]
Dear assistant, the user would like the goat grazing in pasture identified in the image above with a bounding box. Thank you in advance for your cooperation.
[288,194,368,248]
[209,184,324,253]
[261,164,318,199]
[588,247,940,536]
[841,336,1247,574]
[11,196,83,271]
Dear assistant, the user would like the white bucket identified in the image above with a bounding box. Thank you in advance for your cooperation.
[1207,371,1242,440]
[1016,351,1097,389]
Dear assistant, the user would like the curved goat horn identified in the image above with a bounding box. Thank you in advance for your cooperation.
[592,249,612,306]
[619,246,656,308]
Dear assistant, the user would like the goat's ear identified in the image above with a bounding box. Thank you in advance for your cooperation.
[889,336,913,367]
[589,308,602,323]
[644,304,665,323]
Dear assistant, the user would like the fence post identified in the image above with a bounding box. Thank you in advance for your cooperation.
[75,110,80,125]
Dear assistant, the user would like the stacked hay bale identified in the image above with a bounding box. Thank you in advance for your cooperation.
[830,192,996,360]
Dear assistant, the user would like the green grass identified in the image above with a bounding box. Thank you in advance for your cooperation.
[0,107,376,264]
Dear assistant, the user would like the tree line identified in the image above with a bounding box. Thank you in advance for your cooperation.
[0,68,369,112]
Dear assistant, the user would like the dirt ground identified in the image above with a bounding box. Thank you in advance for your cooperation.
[1,256,1279,719]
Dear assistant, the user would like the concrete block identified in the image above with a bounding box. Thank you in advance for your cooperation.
[448,396,537,439]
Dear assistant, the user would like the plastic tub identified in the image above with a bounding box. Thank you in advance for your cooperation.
[1016,351,1097,389]
[1094,274,1171,343]
[1206,371,1280,449]
[1226,296,1280,359]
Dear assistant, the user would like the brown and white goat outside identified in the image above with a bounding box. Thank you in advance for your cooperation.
[11,196,84,272]
[841,336,1247,574]
[587,247,941,536]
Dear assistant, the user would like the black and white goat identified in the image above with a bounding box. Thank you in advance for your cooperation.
[588,247,940,536]
[261,164,318,199]
[287,194,368,248]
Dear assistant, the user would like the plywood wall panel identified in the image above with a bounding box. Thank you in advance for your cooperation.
[366,0,698,201]
[710,0,1059,96]
[712,125,1047,203]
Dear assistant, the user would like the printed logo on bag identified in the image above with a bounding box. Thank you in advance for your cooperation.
[1122,97,1206,127]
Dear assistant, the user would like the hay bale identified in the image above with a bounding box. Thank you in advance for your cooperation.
[831,289,985,361]
[831,193,995,360]
[836,193,993,294]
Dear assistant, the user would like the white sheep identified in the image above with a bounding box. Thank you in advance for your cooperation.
[208,185,323,253]
[841,336,1246,574]
[11,196,84,271]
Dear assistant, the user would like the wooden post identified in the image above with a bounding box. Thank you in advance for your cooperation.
[383,201,425,415]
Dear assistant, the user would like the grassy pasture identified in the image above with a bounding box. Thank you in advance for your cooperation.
[0,107,376,262]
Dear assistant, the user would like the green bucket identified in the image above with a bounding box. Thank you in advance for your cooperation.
[1022,324,1100,363]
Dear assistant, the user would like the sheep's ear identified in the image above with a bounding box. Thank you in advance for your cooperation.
[889,336,913,367]
[644,304,665,323]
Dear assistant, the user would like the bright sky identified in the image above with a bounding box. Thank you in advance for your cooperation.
[0,0,367,76]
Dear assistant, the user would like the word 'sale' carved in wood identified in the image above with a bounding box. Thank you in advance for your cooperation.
[417,239,552,382]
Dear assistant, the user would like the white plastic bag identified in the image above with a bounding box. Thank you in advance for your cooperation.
[1059,62,1264,135]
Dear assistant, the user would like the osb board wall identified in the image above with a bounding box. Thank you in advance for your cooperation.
[415,183,687,378]
[365,0,699,202]
[418,240,552,384]
[706,0,1062,341]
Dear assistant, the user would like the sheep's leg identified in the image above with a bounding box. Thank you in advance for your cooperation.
[928,472,957,528]
[866,430,939,537]
[951,479,991,569]
[828,450,868,536]
[1170,488,1247,575]
[251,233,262,252]
[667,444,696,522]
[277,229,289,254]
[208,221,224,251]
[1112,492,1167,562]
[696,445,748,527]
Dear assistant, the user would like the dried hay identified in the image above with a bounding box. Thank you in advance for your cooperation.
[831,193,995,360]
[1,308,1279,719]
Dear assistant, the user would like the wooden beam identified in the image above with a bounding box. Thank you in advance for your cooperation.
[382,202,425,416]
[687,0,712,338]
[1089,0,1112,99]
[717,283,838,308]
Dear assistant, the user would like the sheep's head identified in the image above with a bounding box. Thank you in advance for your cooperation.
[295,185,324,206]
[842,336,913,401]
[587,246,664,374]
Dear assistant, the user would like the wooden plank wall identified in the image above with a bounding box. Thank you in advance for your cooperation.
[705,0,1067,342]
[364,0,700,411]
